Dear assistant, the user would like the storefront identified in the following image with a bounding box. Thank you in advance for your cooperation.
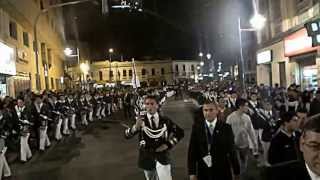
[284,28,320,90]
[0,41,16,97]
[256,50,273,86]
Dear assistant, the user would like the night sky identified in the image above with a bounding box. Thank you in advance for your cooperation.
[63,0,255,66]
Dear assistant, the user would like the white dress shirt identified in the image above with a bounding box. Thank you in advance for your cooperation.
[206,118,217,134]
[306,163,320,180]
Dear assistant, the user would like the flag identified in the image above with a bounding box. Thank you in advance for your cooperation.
[131,59,140,88]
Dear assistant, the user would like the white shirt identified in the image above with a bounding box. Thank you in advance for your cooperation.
[205,118,217,133]
[226,111,258,149]
[306,163,320,180]
[147,112,159,128]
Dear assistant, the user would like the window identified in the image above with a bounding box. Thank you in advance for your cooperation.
[41,43,47,63]
[51,77,54,89]
[175,65,179,72]
[191,65,195,71]
[99,71,103,80]
[152,68,155,76]
[40,0,44,10]
[129,70,132,77]
[110,70,114,77]
[183,64,186,71]
[47,48,52,66]
[142,68,146,76]
[161,68,165,75]
[123,70,127,77]
[23,32,29,47]
[9,21,17,40]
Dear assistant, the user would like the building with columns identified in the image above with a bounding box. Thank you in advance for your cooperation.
[256,0,320,90]
[0,0,66,97]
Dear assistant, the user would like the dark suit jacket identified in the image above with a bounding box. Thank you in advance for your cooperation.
[188,119,240,180]
[267,160,312,180]
[125,114,184,170]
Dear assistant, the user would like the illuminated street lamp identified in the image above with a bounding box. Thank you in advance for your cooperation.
[250,13,266,30]
[64,48,72,56]
[206,53,212,60]
[80,62,89,74]
[199,52,203,57]
[64,47,80,64]
[238,13,266,88]
[200,61,204,66]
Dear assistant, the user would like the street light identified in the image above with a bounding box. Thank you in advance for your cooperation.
[199,52,203,57]
[200,61,204,66]
[206,53,212,60]
[64,48,72,56]
[250,13,266,30]
[64,47,80,64]
[238,13,266,89]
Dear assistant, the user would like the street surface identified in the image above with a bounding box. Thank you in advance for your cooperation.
[10,99,263,180]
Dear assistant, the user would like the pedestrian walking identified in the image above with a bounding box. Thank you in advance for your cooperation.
[188,100,240,180]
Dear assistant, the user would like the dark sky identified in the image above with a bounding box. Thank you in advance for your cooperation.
[63,0,255,65]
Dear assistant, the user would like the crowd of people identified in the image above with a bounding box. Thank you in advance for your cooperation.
[0,86,171,179]
[0,81,319,180]
[189,82,320,180]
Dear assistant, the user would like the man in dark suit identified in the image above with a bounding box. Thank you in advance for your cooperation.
[30,95,51,151]
[299,117,320,179]
[267,116,320,180]
[188,100,240,180]
[124,95,184,180]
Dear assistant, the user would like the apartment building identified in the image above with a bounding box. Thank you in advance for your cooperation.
[0,0,66,97]
[256,0,320,89]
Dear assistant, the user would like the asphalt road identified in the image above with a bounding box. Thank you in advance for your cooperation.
[9,99,264,180]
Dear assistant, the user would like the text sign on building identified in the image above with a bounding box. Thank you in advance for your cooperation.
[0,42,16,76]
[284,28,319,57]
[257,50,272,64]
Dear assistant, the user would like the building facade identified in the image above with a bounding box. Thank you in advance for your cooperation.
[67,60,201,87]
[256,0,320,90]
[0,0,66,97]
[172,60,200,83]
[68,60,175,87]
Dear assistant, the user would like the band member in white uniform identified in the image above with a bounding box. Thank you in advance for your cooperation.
[14,98,33,162]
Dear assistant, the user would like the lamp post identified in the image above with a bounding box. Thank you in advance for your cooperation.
[238,13,266,89]
[108,48,114,82]
[64,47,80,65]
[33,0,95,91]
[64,47,80,88]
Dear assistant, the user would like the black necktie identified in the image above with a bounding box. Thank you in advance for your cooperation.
[151,116,156,129]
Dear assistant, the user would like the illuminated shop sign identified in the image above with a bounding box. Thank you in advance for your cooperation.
[0,42,16,75]
[284,28,319,57]
[257,50,272,64]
